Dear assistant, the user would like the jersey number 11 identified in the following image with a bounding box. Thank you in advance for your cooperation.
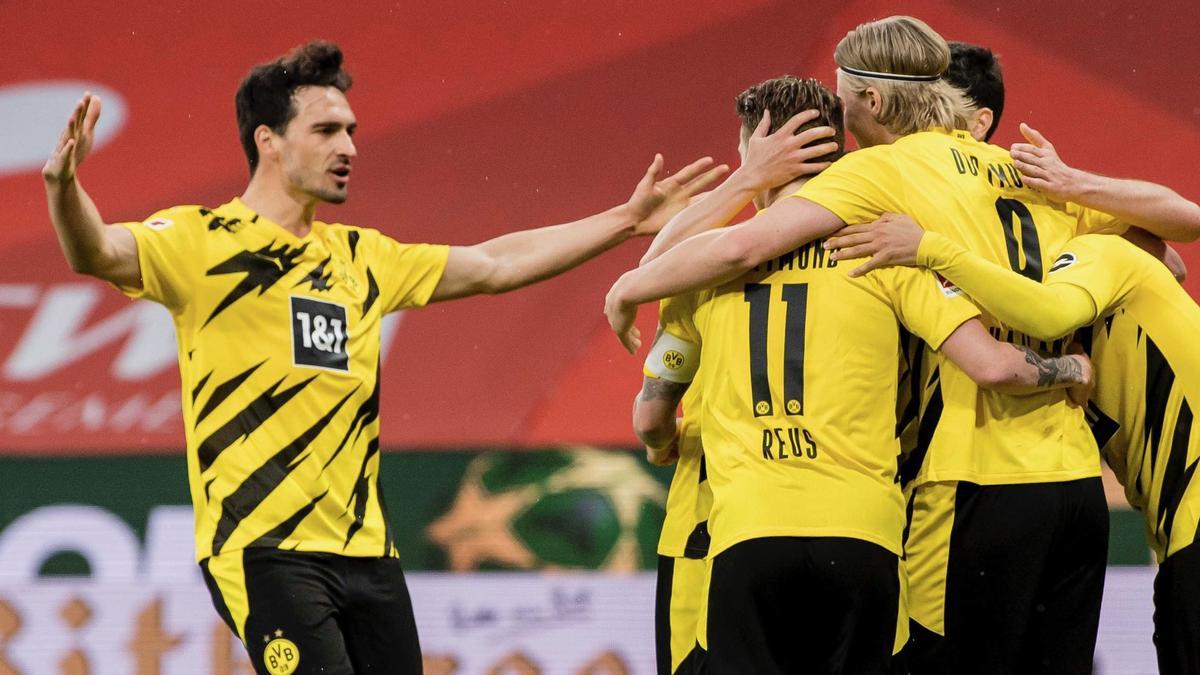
[745,283,808,418]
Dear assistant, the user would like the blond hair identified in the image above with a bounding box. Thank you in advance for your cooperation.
[834,16,974,136]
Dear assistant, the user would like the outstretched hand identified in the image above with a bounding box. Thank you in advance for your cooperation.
[626,155,729,237]
[1010,123,1081,203]
[825,213,926,277]
[739,109,840,191]
[43,93,101,183]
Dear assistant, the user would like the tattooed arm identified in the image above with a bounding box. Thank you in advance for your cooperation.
[1016,345,1095,406]
[632,376,690,466]
[939,319,1094,403]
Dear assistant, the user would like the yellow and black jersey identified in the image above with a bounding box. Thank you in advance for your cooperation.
[1086,308,1200,562]
[916,233,1200,561]
[648,293,712,560]
[117,198,448,561]
[916,234,1200,559]
[796,129,1124,488]
[665,240,978,558]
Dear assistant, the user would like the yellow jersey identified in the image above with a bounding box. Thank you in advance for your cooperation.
[665,237,978,557]
[117,198,449,561]
[919,232,1200,561]
[797,129,1123,486]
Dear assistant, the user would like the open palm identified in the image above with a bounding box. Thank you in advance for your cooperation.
[42,94,101,183]
[626,154,727,236]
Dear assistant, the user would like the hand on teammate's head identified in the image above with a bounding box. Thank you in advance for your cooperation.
[739,110,840,192]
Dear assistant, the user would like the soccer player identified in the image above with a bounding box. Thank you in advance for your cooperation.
[38,40,842,674]
[604,16,1200,673]
[638,330,710,674]
[829,209,1200,674]
[635,79,841,675]
[918,39,1193,670]
[630,74,1094,674]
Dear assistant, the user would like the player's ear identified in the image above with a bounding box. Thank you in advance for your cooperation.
[971,108,994,142]
[865,86,883,116]
[255,125,278,163]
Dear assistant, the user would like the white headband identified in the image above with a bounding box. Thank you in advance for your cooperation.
[838,65,940,82]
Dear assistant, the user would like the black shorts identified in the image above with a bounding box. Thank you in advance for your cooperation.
[706,536,899,674]
[200,547,421,675]
[1155,540,1200,674]
[906,477,1108,675]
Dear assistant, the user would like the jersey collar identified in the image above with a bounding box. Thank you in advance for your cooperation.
[221,198,327,242]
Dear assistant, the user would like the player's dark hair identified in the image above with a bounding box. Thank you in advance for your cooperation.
[235,40,353,174]
[735,76,845,163]
[945,41,1004,141]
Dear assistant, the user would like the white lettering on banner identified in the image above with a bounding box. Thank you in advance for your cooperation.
[0,504,1161,672]
[0,283,405,384]
[4,284,176,381]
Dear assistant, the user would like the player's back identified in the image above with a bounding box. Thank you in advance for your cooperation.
[798,129,1114,487]
[690,236,973,559]
[1066,237,1200,561]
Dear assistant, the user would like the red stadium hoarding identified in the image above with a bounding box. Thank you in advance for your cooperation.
[1,0,1197,452]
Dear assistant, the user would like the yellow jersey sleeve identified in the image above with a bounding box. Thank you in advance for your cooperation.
[368,232,450,312]
[659,293,702,344]
[1065,202,1129,236]
[115,206,205,314]
[916,231,1102,340]
[791,148,903,225]
[874,268,981,350]
[1046,235,1146,317]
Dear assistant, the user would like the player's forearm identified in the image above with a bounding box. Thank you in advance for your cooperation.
[634,409,678,450]
[632,379,686,449]
[640,170,760,265]
[1070,172,1200,242]
[985,346,1089,395]
[478,204,635,293]
[611,228,752,308]
[44,176,115,275]
[917,232,1095,340]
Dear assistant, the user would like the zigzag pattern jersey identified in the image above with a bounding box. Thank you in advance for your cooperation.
[1056,237,1200,563]
[118,199,448,561]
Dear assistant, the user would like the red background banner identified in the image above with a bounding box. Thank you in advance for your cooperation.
[1,1,1197,453]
